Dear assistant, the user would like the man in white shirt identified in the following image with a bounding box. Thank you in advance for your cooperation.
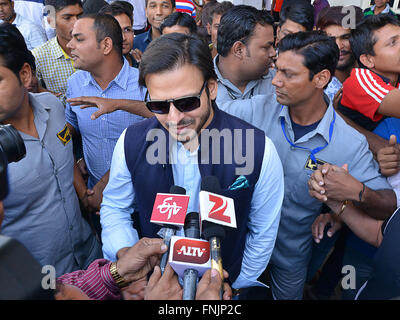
[0,0,47,50]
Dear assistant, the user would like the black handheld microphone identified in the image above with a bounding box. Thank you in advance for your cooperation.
[182,212,201,300]
[200,176,226,299]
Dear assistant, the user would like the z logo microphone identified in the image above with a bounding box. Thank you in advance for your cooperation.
[199,191,237,229]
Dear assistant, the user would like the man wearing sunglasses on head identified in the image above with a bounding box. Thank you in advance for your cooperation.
[99,33,285,299]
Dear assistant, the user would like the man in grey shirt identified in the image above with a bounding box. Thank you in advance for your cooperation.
[214,5,276,106]
[0,24,101,277]
[220,31,396,299]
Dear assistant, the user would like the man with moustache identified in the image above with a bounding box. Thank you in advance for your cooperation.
[219,31,395,299]
[214,5,276,106]
[100,33,285,299]
[316,6,364,102]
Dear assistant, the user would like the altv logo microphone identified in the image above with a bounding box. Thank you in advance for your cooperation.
[169,236,211,278]
[151,193,189,226]
[173,238,210,264]
[199,191,237,229]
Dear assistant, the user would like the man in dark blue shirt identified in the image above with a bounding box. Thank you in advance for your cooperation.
[131,0,175,62]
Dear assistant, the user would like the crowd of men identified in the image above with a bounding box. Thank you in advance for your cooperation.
[1,0,400,300]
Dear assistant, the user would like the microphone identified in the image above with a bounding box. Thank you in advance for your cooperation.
[182,212,201,300]
[150,185,189,274]
[199,176,237,299]
[168,234,211,293]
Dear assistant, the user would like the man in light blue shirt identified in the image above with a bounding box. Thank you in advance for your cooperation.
[100,33,285,296]
[220,31,396,299]
[65,15,146,218]
[214,6,276,106]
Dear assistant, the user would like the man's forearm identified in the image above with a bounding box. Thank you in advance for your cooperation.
[356,188,397,220]
[115,99,153,118]
[337,110,388,156]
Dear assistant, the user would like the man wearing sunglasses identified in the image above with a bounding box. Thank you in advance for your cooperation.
[99,33,285,299]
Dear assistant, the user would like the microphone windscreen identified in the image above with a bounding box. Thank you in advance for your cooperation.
[200,176,221,194]
[170,185,186,195]
[184,212,200,239]
[202,221,226,241]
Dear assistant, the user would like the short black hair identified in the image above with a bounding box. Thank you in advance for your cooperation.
[145,0,175,9]
[200,0,218,26]
[139,33,216,87]
[79,14,123,59]
[217,5,274,57]
[279,2,314,32]
[278,31,339,84]
[316,6,363,30]
[160,12,197,34]
[210,1,234,22]
[350,14,400,68]
[0,23,35,80]
[44,0,82,13]
[99,1,134,25]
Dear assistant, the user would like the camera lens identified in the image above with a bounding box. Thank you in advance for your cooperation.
[0,124,26,164]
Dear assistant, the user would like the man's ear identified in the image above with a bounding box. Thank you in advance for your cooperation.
[19,63,33,89]
[207,78,218,100]
[359,53,375,69]
[102,37,114,55]
[313,69,331,89]
[232,41,246,59]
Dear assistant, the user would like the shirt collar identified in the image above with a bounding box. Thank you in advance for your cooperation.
[368,68,400,87]
[83,58,130,91]
[28,93,51,142]
[12,13,22,26]
[145,28,153,43]
[371,4,391,13]
[278,93,335,143]
[50,37,68,60]
[213,55,261,98]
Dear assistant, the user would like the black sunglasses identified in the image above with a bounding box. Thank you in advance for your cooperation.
[145,81,208,114]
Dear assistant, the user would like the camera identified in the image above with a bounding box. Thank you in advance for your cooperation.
[0,124,26,201]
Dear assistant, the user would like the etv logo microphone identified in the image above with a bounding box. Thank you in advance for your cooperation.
[151,193,189,226]
[199,191,237,229]
[173,238,210,264]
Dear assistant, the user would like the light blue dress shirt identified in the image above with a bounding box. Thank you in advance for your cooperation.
[65,59,146,188]
[100,128,285,289]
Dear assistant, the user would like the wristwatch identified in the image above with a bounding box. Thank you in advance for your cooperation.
[109,262,131,288]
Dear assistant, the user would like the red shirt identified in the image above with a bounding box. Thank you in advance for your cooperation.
[57,259,121,300]
[341,68,400,122]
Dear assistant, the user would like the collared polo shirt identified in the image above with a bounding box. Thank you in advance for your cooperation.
[214,55,276,106]
[32,37,76,105]
[1,92,101,277]
[65,58,146,188]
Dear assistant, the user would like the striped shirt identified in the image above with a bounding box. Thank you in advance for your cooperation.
[175,0,196,18]
[32,37,76,105]
[341,68,400,122]
[65,58,146,188]
[57,259,121,300]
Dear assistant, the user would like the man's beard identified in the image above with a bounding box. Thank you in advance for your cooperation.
[336,52,356,71]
